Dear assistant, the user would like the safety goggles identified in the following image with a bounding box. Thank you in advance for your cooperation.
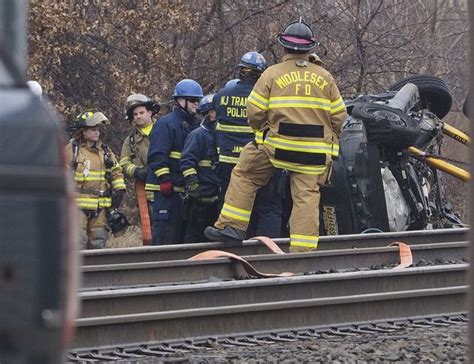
[186,98,201,104]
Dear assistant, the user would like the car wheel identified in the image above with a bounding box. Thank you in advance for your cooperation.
[388,75,452,119]
[352,103,420,147]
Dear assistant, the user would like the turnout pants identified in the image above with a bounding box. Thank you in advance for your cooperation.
[219,160,282,239]
[79,209,108,250]
[215,142,329,252]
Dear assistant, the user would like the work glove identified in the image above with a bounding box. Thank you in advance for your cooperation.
[133,166,148,182]
[160,180,173,196]
[185,177,201,200]
[111,189,125,209]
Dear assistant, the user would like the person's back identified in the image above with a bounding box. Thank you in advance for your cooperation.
[214,52,283,238]
[214,79,255,167]
[205,19,346,252]
[248,54,345,174]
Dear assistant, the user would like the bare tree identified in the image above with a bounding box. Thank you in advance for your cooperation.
[27,0,470,218]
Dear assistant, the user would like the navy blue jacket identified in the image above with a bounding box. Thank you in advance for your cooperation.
[146,107,198,192]
[180,120,220,198]
[214,80,256,165]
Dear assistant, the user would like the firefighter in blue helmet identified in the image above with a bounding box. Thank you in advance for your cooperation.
[214,51,283,239]
[180,94,221,242]
[146,79,203,244]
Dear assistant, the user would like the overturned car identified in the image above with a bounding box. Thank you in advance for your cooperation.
[319,75,468,235]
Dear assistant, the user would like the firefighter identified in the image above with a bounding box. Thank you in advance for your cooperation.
[120,93,160,203]
[214,51,283,239]
[205,19,347,252]
[65,110,127,249]
[180,94,220,242]
[146,79,203,245]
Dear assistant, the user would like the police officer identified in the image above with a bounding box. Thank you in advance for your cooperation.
[65,110,127,249]
[205,19,347,252]
[224,78,240,88]
[180,94,220,242]
[147,79,203,245]
[214,51,282,239]
[120,93,160,202]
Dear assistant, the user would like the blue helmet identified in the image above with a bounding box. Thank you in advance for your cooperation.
[197,94,215,114]
[172,79,204,99]
[225,79,240,88]
[238,51,267,73]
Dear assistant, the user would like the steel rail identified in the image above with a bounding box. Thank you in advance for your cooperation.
[80,241,468,289]
[73,285,468,350]
[81,228,468,265]
[79,264,468,318]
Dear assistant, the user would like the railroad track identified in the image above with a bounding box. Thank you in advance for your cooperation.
[80,264,467,318]
[81,241,467,289]
[73,264,468,351]
[81,228,468,265]
[70,228,469,357]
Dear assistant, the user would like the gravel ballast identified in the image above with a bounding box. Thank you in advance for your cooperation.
[127,323,467,363]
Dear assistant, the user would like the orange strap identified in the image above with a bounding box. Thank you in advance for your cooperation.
[250,236,286,254]
[136,180,152,245]
[390,241,413,269]
[189,250,294,278]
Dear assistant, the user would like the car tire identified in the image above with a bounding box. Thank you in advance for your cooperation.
[352,103,420,147]
[388,75,452,119]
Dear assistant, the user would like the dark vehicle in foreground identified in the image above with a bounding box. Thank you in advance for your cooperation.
[0,1,78,363]
[320,75,467,235]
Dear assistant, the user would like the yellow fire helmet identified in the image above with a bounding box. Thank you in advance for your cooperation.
[74,110,110,129]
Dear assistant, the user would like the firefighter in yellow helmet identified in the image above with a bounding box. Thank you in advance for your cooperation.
[65,110,127,249]
[205,19,347,252]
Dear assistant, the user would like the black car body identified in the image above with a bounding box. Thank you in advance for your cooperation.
[320,76,464,235]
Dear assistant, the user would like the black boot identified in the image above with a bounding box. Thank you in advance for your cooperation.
[204,226,246,246]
